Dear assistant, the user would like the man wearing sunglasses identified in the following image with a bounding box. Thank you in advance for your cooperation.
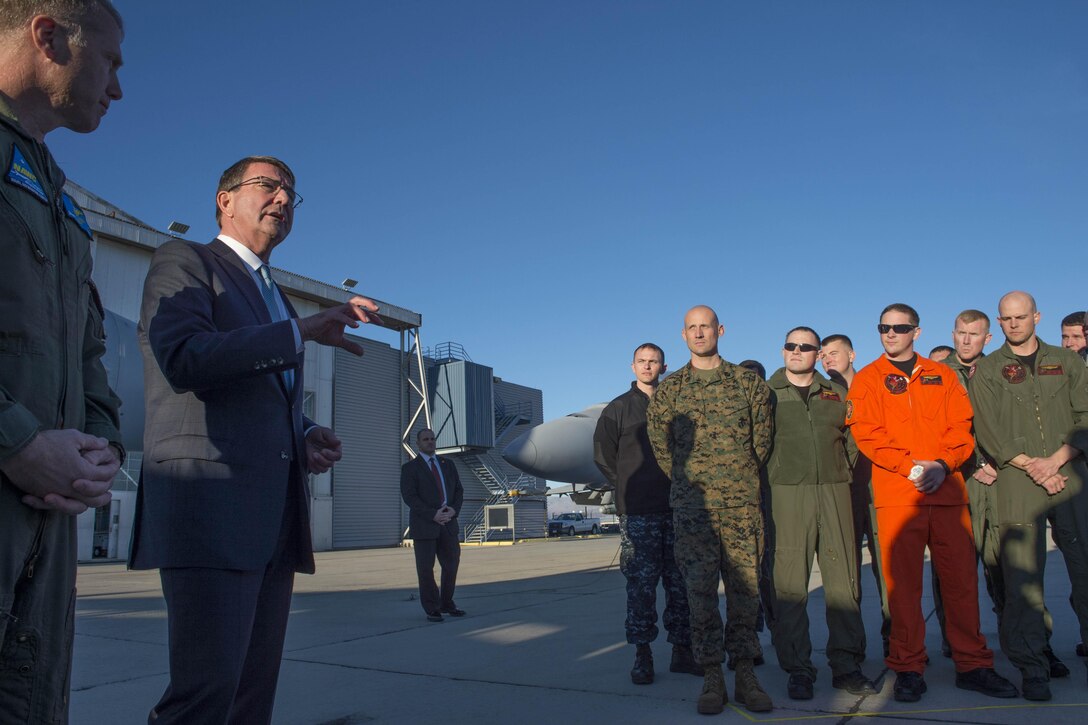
[765,328,876,701]
[969,291,1088,701]
[647,305,774,715]
[847,303,1017,703]
[132,156,381,723]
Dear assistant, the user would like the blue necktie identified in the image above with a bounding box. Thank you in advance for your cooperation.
[258,265,295,391]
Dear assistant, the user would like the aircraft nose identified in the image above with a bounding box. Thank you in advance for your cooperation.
[502,433,538,470]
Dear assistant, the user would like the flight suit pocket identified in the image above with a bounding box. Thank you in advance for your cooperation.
[0,331,38,356]
[0,623,38,723]
[0,190,50,287]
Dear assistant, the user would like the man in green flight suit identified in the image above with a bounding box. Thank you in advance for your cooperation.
[0,2,126,723]
[933,309,1067,677]
[765,326,876,701]
[646,305,773,715]
[970,291,1088,701]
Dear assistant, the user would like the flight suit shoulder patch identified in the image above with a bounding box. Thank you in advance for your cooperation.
[5,144,48,204]
[62,192,94,240]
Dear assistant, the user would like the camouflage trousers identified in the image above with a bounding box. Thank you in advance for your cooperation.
[673,505,762,666]
[619,513,691,646]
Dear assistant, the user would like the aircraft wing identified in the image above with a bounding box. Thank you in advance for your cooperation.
[544,484,615,509]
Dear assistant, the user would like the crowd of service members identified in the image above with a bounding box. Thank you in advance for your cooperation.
[5,2,1088,720]
[593,299,1088,714]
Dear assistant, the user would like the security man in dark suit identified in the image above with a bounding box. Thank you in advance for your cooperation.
[401,428,465,622]
[131,155,380,724]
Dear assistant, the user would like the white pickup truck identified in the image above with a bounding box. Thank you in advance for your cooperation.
[548,512,601,537]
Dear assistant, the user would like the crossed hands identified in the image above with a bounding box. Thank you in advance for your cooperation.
[433,505,455,525]
[297,295,381,356]
[1023,454,1067,495]
[0,430,121,515]
[910,460,947,494]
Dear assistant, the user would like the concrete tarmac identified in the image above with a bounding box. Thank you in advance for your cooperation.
[72,535,1088,724]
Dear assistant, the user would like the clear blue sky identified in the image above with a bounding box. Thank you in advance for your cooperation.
[53,1,1087,422]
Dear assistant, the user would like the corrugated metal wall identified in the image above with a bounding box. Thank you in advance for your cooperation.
[429,361,495,449]
[331,337,404,548]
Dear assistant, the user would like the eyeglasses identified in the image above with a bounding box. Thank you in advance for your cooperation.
[877,324,916,334]
[783,342,819,352]
[228,176,303,208]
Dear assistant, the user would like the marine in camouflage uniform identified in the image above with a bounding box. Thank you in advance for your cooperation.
[646,306,774,714]
[970,292,1088,699]
[593,343,696,685]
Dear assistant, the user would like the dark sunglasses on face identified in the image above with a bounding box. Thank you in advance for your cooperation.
[877,324,916,334]
[783,342,819,352]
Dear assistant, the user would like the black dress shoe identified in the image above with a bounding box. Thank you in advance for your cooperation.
[787,672,813,700]
[1021,676,1051,701]
[893,672,926,702]
[441,606,466,617]
[1045,649,1070,678]
[426,612,444,622]
[832,670,878,695]
[954,668,1018,698]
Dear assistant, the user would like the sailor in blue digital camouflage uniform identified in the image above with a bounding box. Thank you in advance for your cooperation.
[594,342,698,685]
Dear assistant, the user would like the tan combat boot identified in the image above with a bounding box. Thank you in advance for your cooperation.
[697,664,727,715]
[734,658,773,712]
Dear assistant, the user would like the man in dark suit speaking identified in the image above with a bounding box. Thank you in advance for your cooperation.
[401,428,465,622]
[130,155,380,724]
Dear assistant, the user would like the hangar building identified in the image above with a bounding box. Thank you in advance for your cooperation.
[70,182,547,561]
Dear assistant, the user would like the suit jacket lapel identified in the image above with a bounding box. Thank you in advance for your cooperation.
[209,238,296,401]
[209,238,270,324]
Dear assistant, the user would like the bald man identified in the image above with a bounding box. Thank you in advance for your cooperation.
[970,291,1088,701]
[647,305,774,715]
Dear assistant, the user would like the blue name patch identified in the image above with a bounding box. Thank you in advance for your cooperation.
[62,192,93,240]
[5,144,47,204]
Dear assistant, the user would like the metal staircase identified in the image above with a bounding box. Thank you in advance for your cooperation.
[416,341,544,543]
[461,451,539,543]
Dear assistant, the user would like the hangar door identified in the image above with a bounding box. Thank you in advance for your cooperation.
[332,339,404,548]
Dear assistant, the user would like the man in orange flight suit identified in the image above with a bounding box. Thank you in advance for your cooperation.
[846,303,1017,703]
